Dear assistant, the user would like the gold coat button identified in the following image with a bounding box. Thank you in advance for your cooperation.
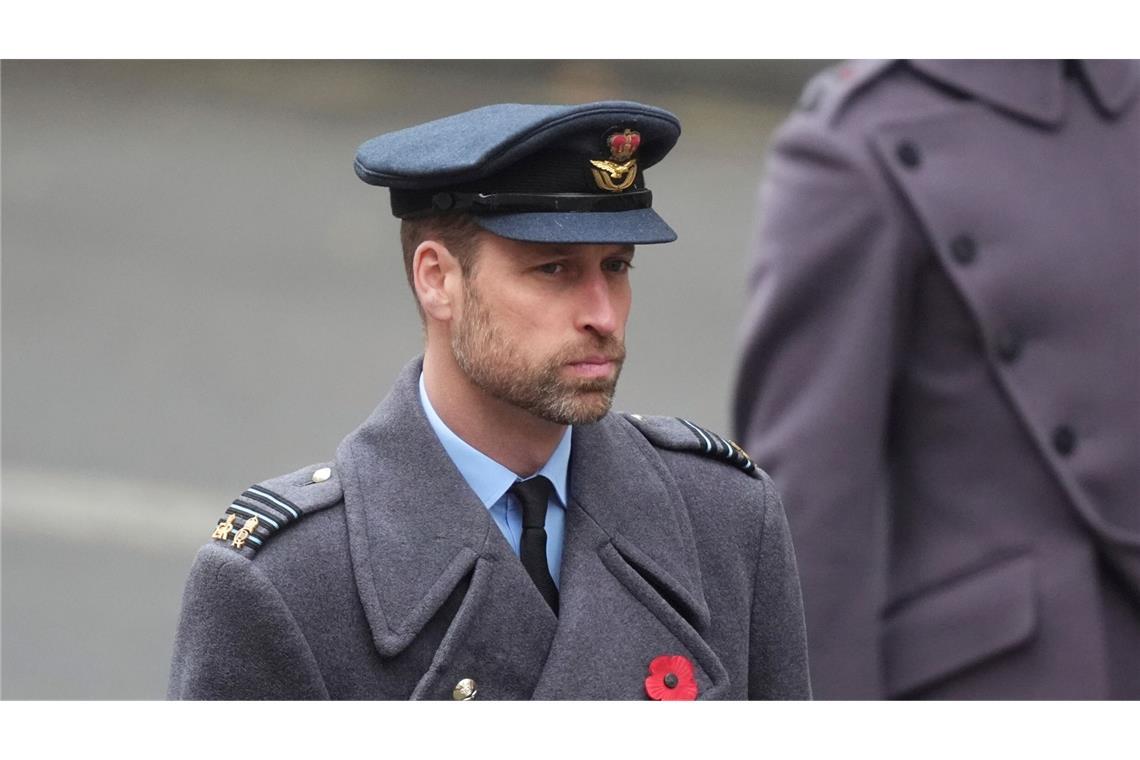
[311,467,332,484]
[452,678,477,701]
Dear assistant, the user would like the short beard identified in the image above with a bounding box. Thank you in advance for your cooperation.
[451,278,625,425]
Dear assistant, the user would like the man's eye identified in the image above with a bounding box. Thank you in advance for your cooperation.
[604,259,634,273]
[537,262,564,274]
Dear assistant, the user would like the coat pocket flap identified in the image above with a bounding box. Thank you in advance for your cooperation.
[883,554,1037,697]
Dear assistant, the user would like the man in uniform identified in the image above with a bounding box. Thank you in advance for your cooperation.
[733,60,1140,699]
[169,100,810,700]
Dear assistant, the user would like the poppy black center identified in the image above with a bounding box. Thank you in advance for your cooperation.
[664,673,679,688]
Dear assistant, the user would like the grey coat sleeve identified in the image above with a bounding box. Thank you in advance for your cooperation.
[732,114,918,698]
[167,544,329,699]
[749,474,811,699]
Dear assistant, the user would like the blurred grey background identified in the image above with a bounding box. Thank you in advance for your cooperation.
[1,60,828,698]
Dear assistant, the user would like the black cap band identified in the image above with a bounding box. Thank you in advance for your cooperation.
[393,189,654,219]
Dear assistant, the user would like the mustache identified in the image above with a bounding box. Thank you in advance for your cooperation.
[556,338,626,365]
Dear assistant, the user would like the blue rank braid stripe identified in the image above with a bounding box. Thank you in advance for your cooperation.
[216,488,303,554]
[619,413,762,480]
[244,486,301,519]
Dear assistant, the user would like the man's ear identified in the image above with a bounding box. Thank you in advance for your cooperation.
[413,240,463,322]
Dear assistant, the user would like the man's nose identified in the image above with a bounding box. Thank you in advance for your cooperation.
[575,272,620,337]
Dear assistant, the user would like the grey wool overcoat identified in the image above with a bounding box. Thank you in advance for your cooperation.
[733,60,1140,699]
[169,358,810,700]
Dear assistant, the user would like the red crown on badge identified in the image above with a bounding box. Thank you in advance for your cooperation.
[590,129,641,192]
[608,129,641,161]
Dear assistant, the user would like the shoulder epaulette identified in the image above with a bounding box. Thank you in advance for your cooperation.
[797,59,896,126]
[208,462,343,556]
[620,413,761,479]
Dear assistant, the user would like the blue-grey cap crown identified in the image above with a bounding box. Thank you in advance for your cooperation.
[353,101,681,189]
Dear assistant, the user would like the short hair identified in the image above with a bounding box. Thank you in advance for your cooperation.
[400,213,484,289]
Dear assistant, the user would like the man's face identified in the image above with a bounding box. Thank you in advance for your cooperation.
[450,234,634,425]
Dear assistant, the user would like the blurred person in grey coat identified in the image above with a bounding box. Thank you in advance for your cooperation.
[168,101,810,700]
[732,60,1140,699]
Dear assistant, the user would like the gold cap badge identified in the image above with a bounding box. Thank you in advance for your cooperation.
[590,129,641,193]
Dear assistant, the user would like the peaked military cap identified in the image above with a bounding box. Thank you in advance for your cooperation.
[354,101,681,244]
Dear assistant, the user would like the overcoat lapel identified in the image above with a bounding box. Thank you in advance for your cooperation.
[531,416,730,699]
[336,357,729,699]
[336,359,558,700]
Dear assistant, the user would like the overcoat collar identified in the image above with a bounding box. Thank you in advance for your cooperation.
[334,357,723,699]
[908,59,1139,126]
[336,357,498,657]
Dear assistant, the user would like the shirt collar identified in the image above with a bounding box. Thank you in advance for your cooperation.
[419,372,571,508]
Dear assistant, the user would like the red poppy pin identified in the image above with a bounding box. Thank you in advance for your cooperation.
[644,654,698,701]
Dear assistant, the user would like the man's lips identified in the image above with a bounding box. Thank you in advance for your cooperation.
[564,355,621,378]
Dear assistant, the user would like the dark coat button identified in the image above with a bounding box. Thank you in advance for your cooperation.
[951,235,977,265]
[896,141,921,168]
[995,330,1023,363]
[1053,426,1077,456]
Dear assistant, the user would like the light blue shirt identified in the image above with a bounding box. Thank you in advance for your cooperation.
[418,373,569,588]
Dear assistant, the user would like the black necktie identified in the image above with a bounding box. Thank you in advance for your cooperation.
[509,476,559,614]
